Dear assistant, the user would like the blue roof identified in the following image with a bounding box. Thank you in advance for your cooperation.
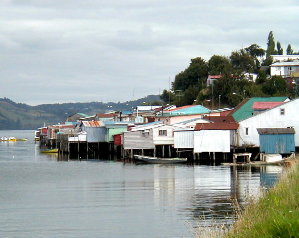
[121,110,133,115]
[166,105,210,116]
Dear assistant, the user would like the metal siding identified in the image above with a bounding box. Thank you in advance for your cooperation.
[107,127,128,142]
[174,131,194,148]
[85,127,106,142]
[259,134,295,154]
[194,130,230,153]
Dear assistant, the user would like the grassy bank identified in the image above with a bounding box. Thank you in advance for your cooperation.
[225,161,299,238]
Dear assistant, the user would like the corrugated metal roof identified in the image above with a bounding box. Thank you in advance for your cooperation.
[230,97,289,122]
[257,128,295,134]
[270,61,299,67]
[82,120,104,127]
[195,122,239,130]
[96,113,117,118]
[203,115,236,123]
[252,102,285,110]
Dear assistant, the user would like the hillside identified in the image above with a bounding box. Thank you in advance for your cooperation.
[0,95,161,130]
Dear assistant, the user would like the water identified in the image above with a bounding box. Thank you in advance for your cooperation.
[0,130,283,238]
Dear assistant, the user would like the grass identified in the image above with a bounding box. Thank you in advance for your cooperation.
[225,161,299,238]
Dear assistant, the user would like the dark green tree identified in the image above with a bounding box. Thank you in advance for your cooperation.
[266,31,276,57]
[277,42,283,55]
[172,57,208,92]
[230,49,256,73]
[208,55,232,75]
[262,76,287,96]
[245,44,265,58]
[256,70,268,84]
[287,44,294,55]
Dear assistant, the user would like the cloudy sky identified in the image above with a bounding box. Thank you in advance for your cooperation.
[1,0,298,105]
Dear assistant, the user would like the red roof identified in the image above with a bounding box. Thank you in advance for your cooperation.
[252,102,285,110]
[96,113,117,118]
[195,122,239,130]
[208,75,222,79]
[82,120,104,127]
[203,115,236,123]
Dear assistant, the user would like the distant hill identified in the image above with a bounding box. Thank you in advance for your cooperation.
[0,95,162,130]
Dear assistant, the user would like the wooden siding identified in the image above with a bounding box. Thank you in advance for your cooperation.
[123,130,155,150]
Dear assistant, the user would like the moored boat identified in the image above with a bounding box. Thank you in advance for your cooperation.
[40,148,59,153]
[134,155,187,164]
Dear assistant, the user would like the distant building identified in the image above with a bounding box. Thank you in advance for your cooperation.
[206,75,222,86]
[271,55,299,62]
[270,61,299,78]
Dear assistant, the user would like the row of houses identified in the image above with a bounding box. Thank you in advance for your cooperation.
[38,96,299,162]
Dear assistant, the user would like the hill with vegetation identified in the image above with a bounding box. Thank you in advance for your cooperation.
[160,31,299,108]
[0,95,161,130]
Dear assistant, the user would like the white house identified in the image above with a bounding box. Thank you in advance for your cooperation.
[194,123,239,153]
[236,98,299,147]
[270,61,299,78]
[272,55,299,62]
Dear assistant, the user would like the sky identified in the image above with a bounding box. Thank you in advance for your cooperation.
[0,0,298,105]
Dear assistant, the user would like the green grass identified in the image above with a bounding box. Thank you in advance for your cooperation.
[225,161,299,238]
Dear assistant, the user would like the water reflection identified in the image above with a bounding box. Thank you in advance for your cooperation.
[0,130,283,237]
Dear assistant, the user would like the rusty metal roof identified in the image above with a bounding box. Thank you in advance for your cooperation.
[257,128,295,134]
[82,120,104,127]
[195,122,239,130]
[203,115,236,123]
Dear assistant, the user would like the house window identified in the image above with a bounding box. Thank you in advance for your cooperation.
[245,127,249,136]
[280,108,285,115]
[159,130,167,136]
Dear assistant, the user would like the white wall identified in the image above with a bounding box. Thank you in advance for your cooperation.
[174,130,194,149]
[194,130,231,153]
[237,99,299,147]
[153,125,180,145]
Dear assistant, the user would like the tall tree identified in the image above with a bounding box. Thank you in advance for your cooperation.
[208,55,232,75]
[245,44,265,58]
[172,57,208,92]
[230,49,256,73]
[287,44,294,55]
[277,42,283,55]
[266,31,276,57]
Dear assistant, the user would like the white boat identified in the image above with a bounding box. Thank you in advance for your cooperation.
[134,155,187,164]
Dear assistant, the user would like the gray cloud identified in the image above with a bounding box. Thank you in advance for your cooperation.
[0,0,298,105]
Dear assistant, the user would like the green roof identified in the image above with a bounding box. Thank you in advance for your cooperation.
[232,97,289,122]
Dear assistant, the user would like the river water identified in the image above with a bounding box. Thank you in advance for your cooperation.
[0,130,283,238]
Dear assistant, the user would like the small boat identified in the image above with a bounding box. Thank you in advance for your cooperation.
[16,138,28,141]
[0,137,17,142]
[134,155,187,164]
[40,148,59,153]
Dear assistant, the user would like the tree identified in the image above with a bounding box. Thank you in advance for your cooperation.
[287,44,294,55]
[262,76,287,96]
[208,55,232,75]
[277,42,283,55]
[230,49,256,73]
[172,57,208,92]
[266,31,276,57]
[245,44,265,58]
